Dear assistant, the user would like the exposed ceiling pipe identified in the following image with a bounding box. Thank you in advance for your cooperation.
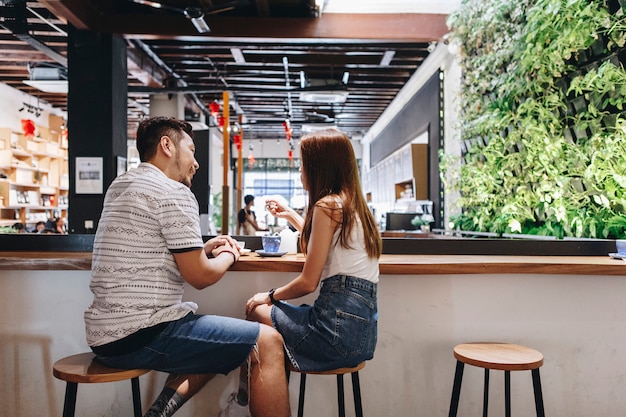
[128,84,348,94]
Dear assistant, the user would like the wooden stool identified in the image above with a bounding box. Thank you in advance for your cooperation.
[448,343,545,417]
[287,362,365,417]
[52,352,150,417]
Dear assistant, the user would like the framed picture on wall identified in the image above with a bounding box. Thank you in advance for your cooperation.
[75,157,103,194]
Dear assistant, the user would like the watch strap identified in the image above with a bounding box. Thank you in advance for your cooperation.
[268,288,277,304]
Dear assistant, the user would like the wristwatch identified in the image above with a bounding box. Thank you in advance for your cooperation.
[268,288,277,304]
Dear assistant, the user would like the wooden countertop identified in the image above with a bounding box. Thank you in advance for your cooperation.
[1,251,625,275]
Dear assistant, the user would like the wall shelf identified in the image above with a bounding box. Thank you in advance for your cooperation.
[0,115,68,228]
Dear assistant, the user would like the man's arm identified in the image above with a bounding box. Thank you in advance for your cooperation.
[174,237,240,289]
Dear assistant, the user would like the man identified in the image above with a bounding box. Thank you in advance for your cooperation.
[237,194,266,235]
[84,117,290,417]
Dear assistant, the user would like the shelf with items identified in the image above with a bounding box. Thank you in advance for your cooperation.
[0,117,68,229]
[395,179,416,201]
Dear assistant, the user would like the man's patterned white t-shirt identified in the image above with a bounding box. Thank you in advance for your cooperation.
[85,163,203,347]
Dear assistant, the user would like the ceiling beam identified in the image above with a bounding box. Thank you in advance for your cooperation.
[127,14,449,42]
[37,1,449,42]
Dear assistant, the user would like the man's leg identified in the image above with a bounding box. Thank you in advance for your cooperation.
[248,323,290,417]
[232,304,275,405]
[144,373,215,417]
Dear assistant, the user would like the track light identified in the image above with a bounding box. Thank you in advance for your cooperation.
[132,1,210,33]
[19,102,43,116]
[184,7,211,33]
[300,71,307,89]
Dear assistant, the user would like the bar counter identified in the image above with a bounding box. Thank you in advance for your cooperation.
[2,237,626,417]
[1,250,625,275]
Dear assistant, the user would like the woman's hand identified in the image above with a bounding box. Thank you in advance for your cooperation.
[246,291,271,315]
[265,198,291,218]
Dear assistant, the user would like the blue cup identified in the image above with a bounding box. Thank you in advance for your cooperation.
[262,235,281,253]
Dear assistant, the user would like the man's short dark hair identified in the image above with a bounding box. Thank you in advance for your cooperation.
[136,117,194,162]
[244,195,255,205]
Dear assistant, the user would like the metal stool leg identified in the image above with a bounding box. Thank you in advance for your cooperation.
[483,368,490,417]
[504,370,511,417]
[531,369,545,417]
[131,377,143,417]
[337,374,346,417]
[351,371,363,417]
[297,373,307,417]
[62,382,77,417]
[448,361,465,417]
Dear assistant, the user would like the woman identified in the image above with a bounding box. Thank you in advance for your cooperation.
[220,128,381,416]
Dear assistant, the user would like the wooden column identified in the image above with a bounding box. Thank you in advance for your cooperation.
[221,91,230,234]
[236,114,244,234]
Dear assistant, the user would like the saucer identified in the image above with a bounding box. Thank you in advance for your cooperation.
[240,248,252,255]
[608,252,626,260]
[256,250,287,257]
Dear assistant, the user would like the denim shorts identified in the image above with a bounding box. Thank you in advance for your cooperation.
[271,275,378,372]
[94,313,260,375]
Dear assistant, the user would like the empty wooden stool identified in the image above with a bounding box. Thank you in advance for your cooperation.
[53,352,150,417]
[287,361,365,417]
[448,343,545,417]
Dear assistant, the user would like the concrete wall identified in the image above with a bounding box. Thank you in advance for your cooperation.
[1,269,625,416]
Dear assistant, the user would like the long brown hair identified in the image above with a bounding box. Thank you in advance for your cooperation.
[299,129,382,258]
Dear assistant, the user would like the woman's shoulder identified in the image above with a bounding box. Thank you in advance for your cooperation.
[315,194,342,209]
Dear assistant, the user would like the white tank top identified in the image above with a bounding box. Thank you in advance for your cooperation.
[319,217,379,284]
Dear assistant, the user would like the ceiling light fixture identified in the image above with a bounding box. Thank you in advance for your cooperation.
[19,102,43,116]
[301,123,337,133]
[231,48,246,64]
[380,50,395,66]
[300,71,307,89]
[299,91,348,104]
[184,7,210,33]
[132,1,210,33]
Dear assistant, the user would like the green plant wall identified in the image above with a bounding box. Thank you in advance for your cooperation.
[446,0,626,238]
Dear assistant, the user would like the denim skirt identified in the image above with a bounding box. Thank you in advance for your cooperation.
[271,274,378,372]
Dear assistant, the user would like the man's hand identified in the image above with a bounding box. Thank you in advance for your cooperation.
[204,235,240,255]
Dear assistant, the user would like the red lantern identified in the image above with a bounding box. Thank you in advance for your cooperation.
[21,119,35,137]
[209,101,220,116]
[282,119,293,142]
[233,134,242,151]
[217,115,225,128]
